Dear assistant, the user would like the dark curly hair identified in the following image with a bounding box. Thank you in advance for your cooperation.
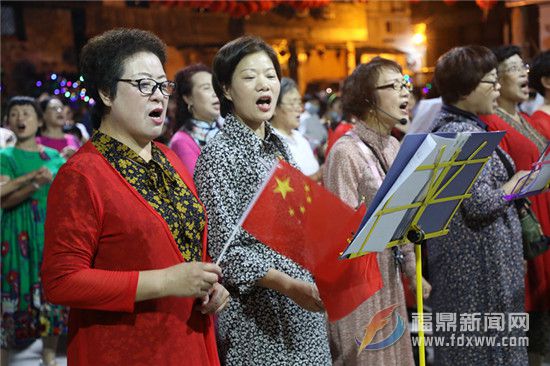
[529,50,550,96]
[79,28,167,129]
[212,35,281,118]
[342,57,401,120]
[173,64,211,133]
[435,46,497,105]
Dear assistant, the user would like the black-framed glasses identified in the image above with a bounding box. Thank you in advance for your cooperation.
[375,80,413,92]
[118,78,176,96]
[480,79,499,90]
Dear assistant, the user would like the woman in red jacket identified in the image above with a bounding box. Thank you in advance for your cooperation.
[41,28,229,366]
[480,45,550,366]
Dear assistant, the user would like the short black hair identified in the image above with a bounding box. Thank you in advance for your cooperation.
[435,45,497,105]
[212,35,281,117]
[529,50,550,96]
[342,57,402,119]
[79,28,167,129]
[303,93,320,103]
[174,63,212,132]
[277,77,298,106]
[492,45,521,64]
[6,96,43,121]
[64,124,83,141]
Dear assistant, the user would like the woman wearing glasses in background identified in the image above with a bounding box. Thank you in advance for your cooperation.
[428,45,529,366]
[323,57,429,366]
[41,28,228,366]
[270,77,320,180]
[480,45,550,366]
[37,97,81,159]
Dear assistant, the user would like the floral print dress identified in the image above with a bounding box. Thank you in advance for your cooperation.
[194,114,331,365]
[322,121,416,366]
[1,146,66,348]
[427,105,528,366]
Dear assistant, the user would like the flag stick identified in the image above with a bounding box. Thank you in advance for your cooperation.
[215,162,279,266]
[215,224,240,266]
[415,244,426,366]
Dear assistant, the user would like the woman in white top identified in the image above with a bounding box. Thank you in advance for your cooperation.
[271,77,320,180]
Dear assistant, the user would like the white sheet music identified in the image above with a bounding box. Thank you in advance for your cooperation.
[507,143,550,198]
[342,133,469,254]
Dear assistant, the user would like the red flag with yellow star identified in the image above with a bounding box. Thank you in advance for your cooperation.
[242,161,382,321]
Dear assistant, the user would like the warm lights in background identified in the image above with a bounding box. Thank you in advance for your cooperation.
[272,40,291,66]
[154,0,331,18]
[412,23,427,46]
[360,52,399,64]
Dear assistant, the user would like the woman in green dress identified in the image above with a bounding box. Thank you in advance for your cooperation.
[1,96,67,366]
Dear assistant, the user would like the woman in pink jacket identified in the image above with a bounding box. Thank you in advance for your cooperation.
[170,64,221,174]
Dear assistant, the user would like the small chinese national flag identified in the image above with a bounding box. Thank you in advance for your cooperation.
[242,161,382,322]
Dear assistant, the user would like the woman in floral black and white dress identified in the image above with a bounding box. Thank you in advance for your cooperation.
[194,36,331,365]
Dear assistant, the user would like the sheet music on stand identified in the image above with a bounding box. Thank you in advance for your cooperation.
[341,131,505,258]
[338,130,505,366]
[504,141,550,201]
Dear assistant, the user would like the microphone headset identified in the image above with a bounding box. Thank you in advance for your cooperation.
[375,106,408,126]
[365,99,408,125]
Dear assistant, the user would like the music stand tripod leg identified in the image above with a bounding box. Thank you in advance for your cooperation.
[407,227,427,366]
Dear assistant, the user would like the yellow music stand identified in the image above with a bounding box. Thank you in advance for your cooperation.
[342,131,504,366]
